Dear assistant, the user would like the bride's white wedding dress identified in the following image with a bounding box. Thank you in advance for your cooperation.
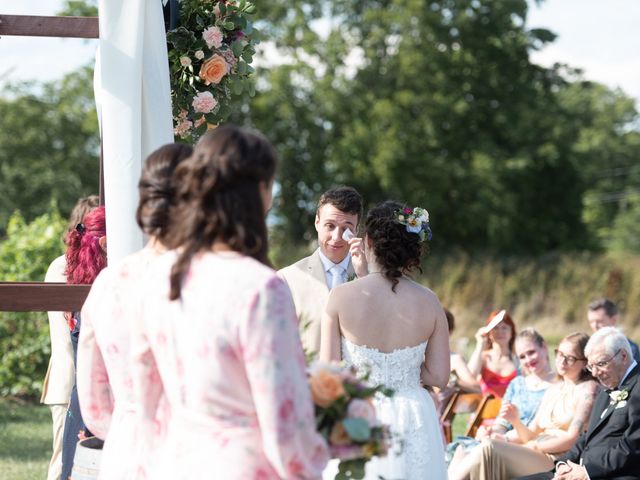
[323,337,448,480]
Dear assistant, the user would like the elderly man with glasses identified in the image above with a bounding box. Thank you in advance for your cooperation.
[517,326,640,480]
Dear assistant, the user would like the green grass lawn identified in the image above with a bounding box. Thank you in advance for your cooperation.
[0,395,468,479]
[0,398,51,480]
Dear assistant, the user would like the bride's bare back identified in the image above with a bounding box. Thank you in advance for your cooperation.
[320,273,450,389]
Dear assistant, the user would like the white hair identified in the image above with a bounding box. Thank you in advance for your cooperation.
[585,326,633,359]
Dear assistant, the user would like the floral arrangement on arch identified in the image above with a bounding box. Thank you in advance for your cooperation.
[308,361,394,479]
[167,0,258,141]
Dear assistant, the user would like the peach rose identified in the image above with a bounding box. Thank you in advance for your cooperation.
[309,369,345,407]
[199,55,229,85]
[329,422,351,446]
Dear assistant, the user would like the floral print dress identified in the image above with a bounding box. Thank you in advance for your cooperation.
[77,248,162,479]
[130,251,329,479]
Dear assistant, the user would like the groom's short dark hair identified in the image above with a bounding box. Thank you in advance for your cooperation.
[316,186,363,221]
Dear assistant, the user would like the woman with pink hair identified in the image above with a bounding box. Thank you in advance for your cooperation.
[60,205,107,480]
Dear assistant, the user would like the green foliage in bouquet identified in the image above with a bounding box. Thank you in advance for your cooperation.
[167,0,258,141]
[309,363,394,479]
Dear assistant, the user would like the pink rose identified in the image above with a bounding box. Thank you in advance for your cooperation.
[202,26,223,49]
[347,398,378,426]
[174,119,193,138]
[180,56,191,67]
[221,49,238,69]
[195,50,205,60]
[192,91,218,114]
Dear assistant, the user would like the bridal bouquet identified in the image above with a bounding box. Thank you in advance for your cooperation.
[167,0,258,141]
[308,362,393,479]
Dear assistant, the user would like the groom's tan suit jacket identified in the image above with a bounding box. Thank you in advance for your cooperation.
[278,249,353,356]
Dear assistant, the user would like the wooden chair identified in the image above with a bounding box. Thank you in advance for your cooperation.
[440,390,483,443]
[465,394,502,438]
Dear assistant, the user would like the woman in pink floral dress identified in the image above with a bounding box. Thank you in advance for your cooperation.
[131,126,329,479]
[77,143,192,479]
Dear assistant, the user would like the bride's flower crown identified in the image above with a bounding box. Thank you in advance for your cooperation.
[394,206,432,242]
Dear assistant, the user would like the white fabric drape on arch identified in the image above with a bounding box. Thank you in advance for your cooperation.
[95,0,174,264]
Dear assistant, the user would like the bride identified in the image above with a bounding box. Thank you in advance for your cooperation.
[320,201,450,479]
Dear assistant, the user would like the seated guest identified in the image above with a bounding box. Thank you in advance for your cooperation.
[516,326,640,480]
[478,327,556,440]
[467,310,518,398]
[449,332,599,480]
[587,298,640,363]
[435,308,480,415]
[447,328,555,460]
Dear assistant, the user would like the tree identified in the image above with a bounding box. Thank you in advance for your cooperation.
[243,0,640,254]
[0,66,100,234]
[57,0,98,17]
[0,210,66,397]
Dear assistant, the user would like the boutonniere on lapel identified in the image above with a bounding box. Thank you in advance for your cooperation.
[346,273,358,282]
[609,389,629,409]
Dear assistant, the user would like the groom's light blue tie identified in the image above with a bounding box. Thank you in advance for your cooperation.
[329,265,344,290]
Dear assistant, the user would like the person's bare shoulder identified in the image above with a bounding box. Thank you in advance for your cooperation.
[578,379,601,397]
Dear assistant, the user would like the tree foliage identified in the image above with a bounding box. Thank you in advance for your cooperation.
[0,210,66,398]
[0,67,100,235]
[242,0,640,254]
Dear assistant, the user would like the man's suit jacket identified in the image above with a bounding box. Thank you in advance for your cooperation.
[558,364,640,479]
[40,254,75,405]
[278,249,353,356]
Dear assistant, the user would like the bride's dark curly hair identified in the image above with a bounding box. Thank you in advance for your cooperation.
[163,125,277,300]
[365,201,428,292]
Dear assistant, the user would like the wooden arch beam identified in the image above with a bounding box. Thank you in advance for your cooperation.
[0,15,98,38]
[0,14,100,312]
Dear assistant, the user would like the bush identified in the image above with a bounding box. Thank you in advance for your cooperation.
[0,209,66,398]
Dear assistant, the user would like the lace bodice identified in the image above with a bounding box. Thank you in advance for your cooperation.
[326,337,447,479]
[341,338,427,392]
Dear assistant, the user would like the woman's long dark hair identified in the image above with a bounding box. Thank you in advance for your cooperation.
[164,125,277,300]
[136,143,193,242]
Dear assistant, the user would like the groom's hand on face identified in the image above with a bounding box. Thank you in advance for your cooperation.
[348,237,368,278]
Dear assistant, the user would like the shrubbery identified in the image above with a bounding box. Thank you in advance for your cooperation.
[0,209,66,398]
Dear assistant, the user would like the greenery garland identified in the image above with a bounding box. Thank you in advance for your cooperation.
[167,0,257,141]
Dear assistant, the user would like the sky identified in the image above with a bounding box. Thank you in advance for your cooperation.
[0,0,639,103]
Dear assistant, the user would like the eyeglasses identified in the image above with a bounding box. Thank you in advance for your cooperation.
[554,349,586,366]
[586,349,621,372]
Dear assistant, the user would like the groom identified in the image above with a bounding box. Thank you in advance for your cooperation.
[279,186,367,355]
[517,326,640,480]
